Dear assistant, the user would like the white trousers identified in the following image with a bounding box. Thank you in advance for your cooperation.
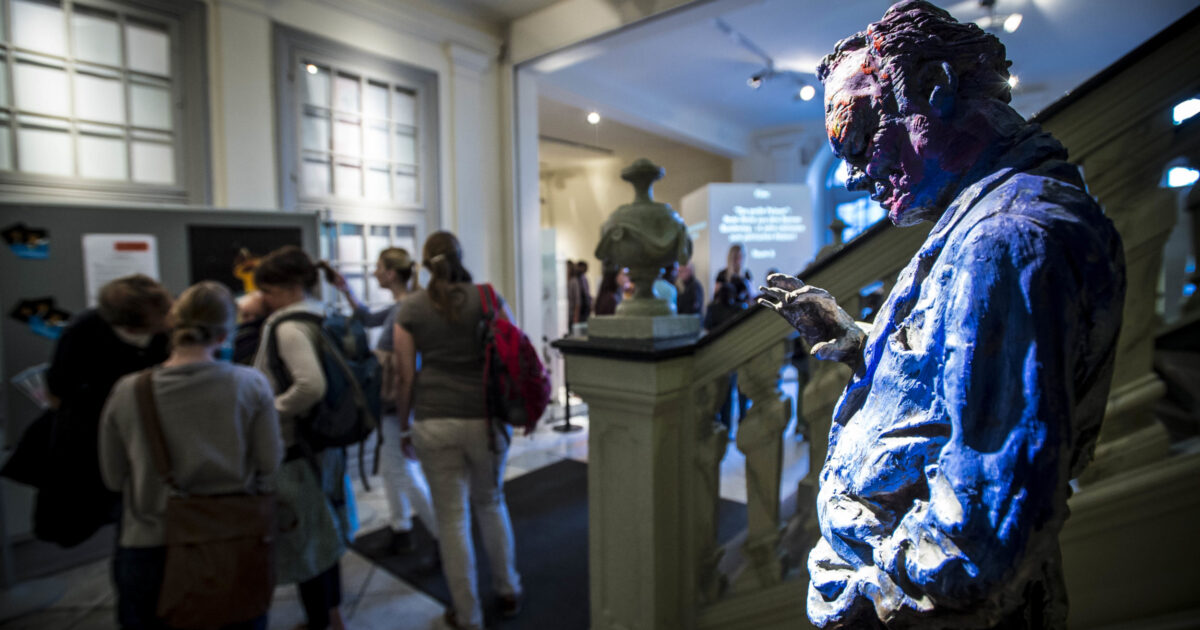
[379,413,438,537]
[412,419,521,630]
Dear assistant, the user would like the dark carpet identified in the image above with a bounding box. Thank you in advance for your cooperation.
[352,459,747,630]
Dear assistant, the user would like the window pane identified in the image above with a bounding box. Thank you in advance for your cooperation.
[0,63,8,107]
[18,126,72,176]
[0,127,12,171]
[393,171,416,204]
[13,0,66,57]
[337,223,364,261]
[302,112,330,152]
[333,117,360,155]
[364,123,388,161]
[130,84,171,129]
[335,163,361,197]
[125,22,170,76]
[335,73,359,113]
[15,62,69,117]
[131,141,173,184]
[365,165,388,200]
[393,131,415,165]
[365,82,387,119]
[302,155,330,197]
[366,226,390,262]
[78,134,127,180]
[72,10,121,66]
[75,73,124,124]
[392,89,415,126]
[302,63,329,107]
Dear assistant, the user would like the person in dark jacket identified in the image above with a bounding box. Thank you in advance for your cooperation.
[39,274,171,546]
[675,263,704,317]
[593,268,624,317]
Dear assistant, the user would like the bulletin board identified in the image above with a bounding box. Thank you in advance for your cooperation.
[0,202,320,444]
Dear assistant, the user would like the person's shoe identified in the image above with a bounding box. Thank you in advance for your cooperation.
[497,592,522,618]
[391,528,415,554]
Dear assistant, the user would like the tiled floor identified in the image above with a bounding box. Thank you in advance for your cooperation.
[0,392,810,630]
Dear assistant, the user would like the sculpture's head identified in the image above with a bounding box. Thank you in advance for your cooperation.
[818,0,1014,226]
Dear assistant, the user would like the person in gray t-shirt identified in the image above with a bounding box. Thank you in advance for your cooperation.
[394,231,522,629]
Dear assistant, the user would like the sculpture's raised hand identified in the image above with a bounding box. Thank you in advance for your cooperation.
[757,273,866,366]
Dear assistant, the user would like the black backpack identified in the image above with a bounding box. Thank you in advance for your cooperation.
[265,311,381,485]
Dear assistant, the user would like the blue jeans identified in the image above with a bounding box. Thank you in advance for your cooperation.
[113,546,268,630]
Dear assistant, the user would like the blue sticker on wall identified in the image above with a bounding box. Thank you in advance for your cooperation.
[2,223,50,259]
[9,298,71,340]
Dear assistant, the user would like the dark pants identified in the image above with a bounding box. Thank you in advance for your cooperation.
[113,546,267,630]
[297,563,342,630]
[716,373,750,434]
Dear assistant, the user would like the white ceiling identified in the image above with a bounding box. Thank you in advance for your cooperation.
[530,0,1200,157]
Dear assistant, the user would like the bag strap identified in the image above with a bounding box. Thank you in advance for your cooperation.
[134,370,180,492]
[477,283,499,319]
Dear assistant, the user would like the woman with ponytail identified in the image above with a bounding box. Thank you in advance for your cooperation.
[394,231,523,630]
[252,246,349,630]
[325,247,439,553]
[99,281,282,630]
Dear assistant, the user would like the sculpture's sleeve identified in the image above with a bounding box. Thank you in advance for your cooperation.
[877,214,1078,611]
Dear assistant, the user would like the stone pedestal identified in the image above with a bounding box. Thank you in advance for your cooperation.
[588,314,701,340]
[562,351,695,630]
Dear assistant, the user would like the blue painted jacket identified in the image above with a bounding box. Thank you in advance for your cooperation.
[807,128,1126,629]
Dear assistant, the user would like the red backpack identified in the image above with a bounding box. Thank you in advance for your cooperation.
[477,284,552,435]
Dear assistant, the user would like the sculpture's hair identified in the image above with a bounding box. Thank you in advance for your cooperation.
[97,274,172,330]
[817,0,1012,111]
[253,245,319,292]
[169,281,235,347]
[422,231,472,322]
[378,247,417,292]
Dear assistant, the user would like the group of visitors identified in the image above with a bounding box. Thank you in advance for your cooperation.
[567,259,707,325]
[36,230,521,630]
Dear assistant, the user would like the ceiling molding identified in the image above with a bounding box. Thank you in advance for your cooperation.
[538,74,752,158]
[218,0,505,56]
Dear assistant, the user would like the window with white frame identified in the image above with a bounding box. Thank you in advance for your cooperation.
[0,0,207,203]
[276,26,437,314]
[827,159,886,243]
[275,26,438,215]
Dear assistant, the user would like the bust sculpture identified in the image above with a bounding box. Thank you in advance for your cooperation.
[594,158,692,317]
[758,2,1126,627]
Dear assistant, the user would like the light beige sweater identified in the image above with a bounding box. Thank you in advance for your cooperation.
[98,361,283,547]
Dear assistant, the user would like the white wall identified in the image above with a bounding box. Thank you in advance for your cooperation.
[205,0,515,299]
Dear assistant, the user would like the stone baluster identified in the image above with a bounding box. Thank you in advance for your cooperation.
[692,378,731,604]
[731,339,793,593]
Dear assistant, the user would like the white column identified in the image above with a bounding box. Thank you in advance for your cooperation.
[512,67,544,342]
[445,43,491,274]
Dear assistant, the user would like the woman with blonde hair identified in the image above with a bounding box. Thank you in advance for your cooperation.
[394,231,522,630]
[327,247,438,553]
[99,281,282,629]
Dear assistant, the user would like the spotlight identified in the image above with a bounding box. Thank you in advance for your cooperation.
[748,73,765,89]
[305,64,319,75]
[586,111,601,125]
[1003,12,1023,33]
[798,85,816,101]
[1007,75,1019,89]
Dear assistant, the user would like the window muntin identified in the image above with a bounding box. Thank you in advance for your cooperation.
[295,60,422,206]
[0,0,183,187]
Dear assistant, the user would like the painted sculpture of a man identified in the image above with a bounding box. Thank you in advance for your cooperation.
[758,2,1126,627]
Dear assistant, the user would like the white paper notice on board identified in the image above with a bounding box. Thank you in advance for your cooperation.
[82,234,160,307]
